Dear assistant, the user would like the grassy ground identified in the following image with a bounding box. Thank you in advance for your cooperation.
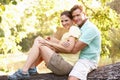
[0,52,120,75]
[0,52,51,75]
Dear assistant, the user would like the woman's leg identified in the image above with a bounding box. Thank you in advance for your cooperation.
[8,38,44,80]
[21,37,56,73]
[39,45,54,64]
[30,54,43,68]
[8,37,56,80]
[39,45,73,75]
[20,36,45,73]
[22,43,42,73]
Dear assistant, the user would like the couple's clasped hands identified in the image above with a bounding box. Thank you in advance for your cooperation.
[34,36,70,48]
[34,36,47,47]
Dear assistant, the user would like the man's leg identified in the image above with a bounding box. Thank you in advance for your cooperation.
[68,76,79,80]
[68,59,97,80]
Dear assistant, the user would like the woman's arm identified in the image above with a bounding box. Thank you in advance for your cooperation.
[44,36,76,53]
[45,36,60,43]
[37,36,76,53]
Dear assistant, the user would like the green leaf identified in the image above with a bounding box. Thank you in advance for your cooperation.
[0,5,5,11]
[12,0,17,5]
[0,16,2,23]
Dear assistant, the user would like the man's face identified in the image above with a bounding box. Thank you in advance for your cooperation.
[72,9,85,26]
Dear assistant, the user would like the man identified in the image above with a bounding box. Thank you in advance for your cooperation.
[68,5,101,80]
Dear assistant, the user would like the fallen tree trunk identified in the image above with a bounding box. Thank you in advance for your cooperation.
[0,62,120,80]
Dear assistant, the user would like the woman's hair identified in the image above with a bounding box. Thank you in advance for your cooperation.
[70,4,84,14]
[60,11,73,20]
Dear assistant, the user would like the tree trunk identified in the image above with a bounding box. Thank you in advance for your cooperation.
[0,62,120,80]
[109,0,120,14]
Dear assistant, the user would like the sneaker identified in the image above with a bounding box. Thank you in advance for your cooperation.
[28,67,38,75]
[8,69,29,80]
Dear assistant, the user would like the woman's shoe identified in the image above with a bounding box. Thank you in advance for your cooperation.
[8,69,29,80]
[29,67,38,75]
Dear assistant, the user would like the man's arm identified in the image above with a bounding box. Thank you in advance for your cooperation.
[71,40,87,53]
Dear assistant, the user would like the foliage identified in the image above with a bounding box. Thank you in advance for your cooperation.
[0,0,120,63]
[91,7,119,56]
[109,28,120,63]
[0,0,17,5]
[0,0,76,53]
[19,0,61,51]
[0,0,12,4]
[0,2,26,54]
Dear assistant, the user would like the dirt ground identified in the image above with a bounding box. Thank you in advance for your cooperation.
[0,52,51,75]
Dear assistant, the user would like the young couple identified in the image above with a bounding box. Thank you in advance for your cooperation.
[8,4,101,80]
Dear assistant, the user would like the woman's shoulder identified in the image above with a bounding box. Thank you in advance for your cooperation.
[70,25,78,28]
[70,25,80,30]
[69,25,81,38]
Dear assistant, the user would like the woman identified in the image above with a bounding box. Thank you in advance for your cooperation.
[8,11,81,80]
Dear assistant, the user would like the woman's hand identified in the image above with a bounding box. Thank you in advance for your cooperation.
[34,36,46,46]
[45,36,51,41]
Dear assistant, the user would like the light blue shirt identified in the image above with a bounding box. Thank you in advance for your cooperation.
[79,20,101,63]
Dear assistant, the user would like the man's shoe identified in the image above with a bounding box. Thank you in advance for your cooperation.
[29,67,38,75]
[8,69,29,80]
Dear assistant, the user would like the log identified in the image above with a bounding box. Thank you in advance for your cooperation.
[0,62,120,80]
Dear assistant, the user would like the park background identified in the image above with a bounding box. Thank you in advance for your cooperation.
[0,0,120,75]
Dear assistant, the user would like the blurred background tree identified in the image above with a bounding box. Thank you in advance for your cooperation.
[0,0,120,64]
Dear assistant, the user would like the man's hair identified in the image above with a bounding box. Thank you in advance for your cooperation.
[70,4,84,14]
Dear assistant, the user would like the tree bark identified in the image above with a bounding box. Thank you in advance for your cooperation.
[109,0,120,14]
[0,62,120,80]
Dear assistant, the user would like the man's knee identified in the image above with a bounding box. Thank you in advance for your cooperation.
[68,76,80,80]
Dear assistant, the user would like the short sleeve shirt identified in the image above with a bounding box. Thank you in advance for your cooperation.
[61,26,81,41]
[79,20,101,63]
[60,26,81,65]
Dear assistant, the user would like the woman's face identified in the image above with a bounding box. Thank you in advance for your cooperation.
[60,15,73,30]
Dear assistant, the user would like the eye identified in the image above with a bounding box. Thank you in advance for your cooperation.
[65,20,68,22]
[77,14,80,16]
[72,16,75,18]
[61,20,63,22]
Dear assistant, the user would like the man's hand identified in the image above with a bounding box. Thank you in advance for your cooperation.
[61,41,70,48]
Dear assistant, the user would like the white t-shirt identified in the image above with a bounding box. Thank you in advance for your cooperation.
[60,26,81,65]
